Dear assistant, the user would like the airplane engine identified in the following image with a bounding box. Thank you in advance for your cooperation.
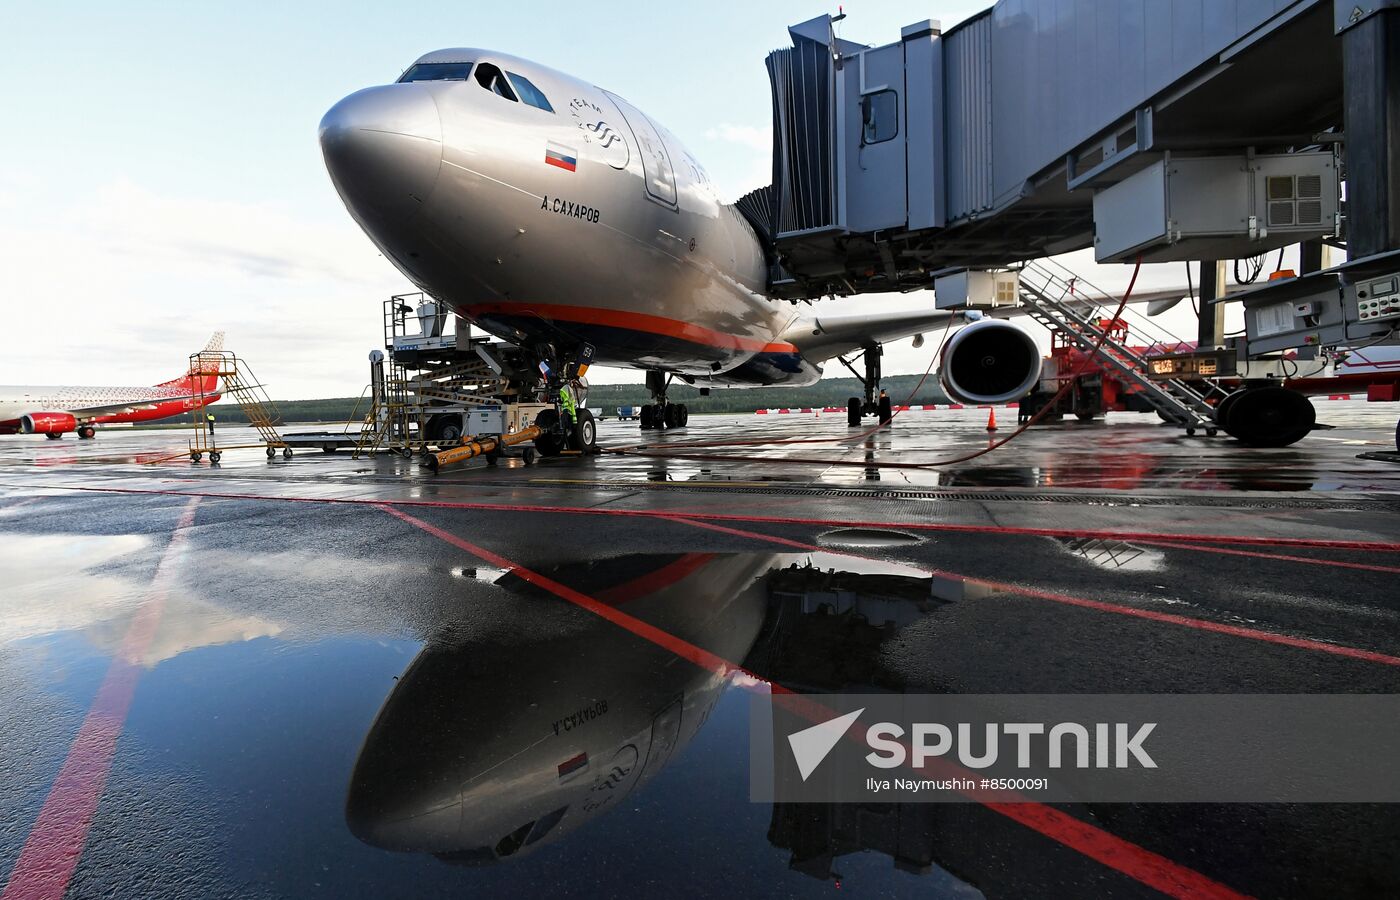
[938,319,1043,405]
[19,412,77,435]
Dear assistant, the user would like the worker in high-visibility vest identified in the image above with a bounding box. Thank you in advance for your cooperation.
[559,383,577,427]
[206,412,216,436]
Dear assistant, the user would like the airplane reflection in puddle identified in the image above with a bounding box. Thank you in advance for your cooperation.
[346,550,985,886]
[936,453,1330,492]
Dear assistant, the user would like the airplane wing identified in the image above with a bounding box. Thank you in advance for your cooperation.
[783,284,1195,364]
[67,393,209,419]
[781,306,969,363]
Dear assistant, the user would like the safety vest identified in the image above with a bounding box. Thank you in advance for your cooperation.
[559,385,576,417]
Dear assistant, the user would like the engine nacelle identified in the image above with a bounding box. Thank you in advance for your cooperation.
[938,319,1043,405]
[19,412,77,435]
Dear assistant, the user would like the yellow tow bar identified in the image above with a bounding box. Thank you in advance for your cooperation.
[426,425,541,471]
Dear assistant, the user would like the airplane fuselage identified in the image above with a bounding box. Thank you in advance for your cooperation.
[320,49,819,387]
[0,383,220,435]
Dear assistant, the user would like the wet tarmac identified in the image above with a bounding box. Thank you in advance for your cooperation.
[2,403,1399,898]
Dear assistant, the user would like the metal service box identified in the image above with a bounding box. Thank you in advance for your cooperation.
[465,408,506,435]
[934,270,1021,310]
[1093,151,1339,264]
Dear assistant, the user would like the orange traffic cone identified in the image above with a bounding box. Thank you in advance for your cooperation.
[986,407,998,432]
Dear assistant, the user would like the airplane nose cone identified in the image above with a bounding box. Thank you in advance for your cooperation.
[319,85,443,227]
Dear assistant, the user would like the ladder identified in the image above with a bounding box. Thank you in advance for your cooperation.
[1016,261,1221,431]
[221,362,285,448]
[187,351,287,457]
[354,357,414,459]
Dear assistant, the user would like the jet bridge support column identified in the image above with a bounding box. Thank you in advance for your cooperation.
[1343,7,1400,260]
[1197,261,1227,349]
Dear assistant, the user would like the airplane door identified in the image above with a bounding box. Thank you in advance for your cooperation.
[603,92,678,209]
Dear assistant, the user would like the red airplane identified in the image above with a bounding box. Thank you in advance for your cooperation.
[0,333,224,439]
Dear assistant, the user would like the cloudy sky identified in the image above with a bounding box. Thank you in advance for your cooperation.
[0,1,1262,397]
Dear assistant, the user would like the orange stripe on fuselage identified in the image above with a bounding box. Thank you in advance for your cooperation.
[460,302,798,355]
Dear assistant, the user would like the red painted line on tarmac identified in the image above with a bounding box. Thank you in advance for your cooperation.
[379,504,1246,900]
[1135,538,1400,575]
[674,517,1400,668]
[17,482,1400,554]
[378,506,753,680]
[595,553,718,606]
[2,498,200,900]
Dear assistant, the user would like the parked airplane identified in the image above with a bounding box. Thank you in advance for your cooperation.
[319,49,1386,447]
[0,333,225,439]
[318,49,1038,428]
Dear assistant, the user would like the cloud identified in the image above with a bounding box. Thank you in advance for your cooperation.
[702,123,773,200]
[0,177,410,397]
[81,179,391,284]
[704,123,773,152]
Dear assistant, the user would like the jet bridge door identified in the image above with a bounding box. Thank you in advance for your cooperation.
[604,91,678,210]
[842,44,907,234]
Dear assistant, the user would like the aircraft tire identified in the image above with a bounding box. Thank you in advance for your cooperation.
[1213,390,1245,434]
[78,425,96,439]
[1220,387,1314,448]
[45,432,63,440]
[847,397,861,427]
[878,395,893,424]
[572,408,598,451]
[1075,410,1097,423]
[428,414,463,446]
[677,404,689,427]
[639,405,654,430]
[533,409,566,456]
[663,403,678,429]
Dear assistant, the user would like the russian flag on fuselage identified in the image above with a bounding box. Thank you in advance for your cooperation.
[545,141,577,172]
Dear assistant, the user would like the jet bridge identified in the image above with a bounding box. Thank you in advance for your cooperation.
[748,0,1400,435]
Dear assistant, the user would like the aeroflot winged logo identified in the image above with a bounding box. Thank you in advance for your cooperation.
[788,708,864,781]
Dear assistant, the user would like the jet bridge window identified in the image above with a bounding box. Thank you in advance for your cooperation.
[398,62,473,82]
[507,72,554,113]
[861,90,898,145]
[475,63,518,101]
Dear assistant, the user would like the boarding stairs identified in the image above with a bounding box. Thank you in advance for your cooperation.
[353,359,413,459]
[186,351,287,459]
[220,364,285,448]
[1015,261,1222,430]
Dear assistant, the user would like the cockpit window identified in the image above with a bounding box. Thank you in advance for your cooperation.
[507,72,554,112]
[474,63,517,101]
[398,62,473,83]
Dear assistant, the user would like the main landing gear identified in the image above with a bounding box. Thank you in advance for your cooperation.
[840,342,893,428]
[77,425,96,439]
[1214,385,1315,448]
[639,370,689,430]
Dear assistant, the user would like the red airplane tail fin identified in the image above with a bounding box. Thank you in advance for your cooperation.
[157,332,225,393]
